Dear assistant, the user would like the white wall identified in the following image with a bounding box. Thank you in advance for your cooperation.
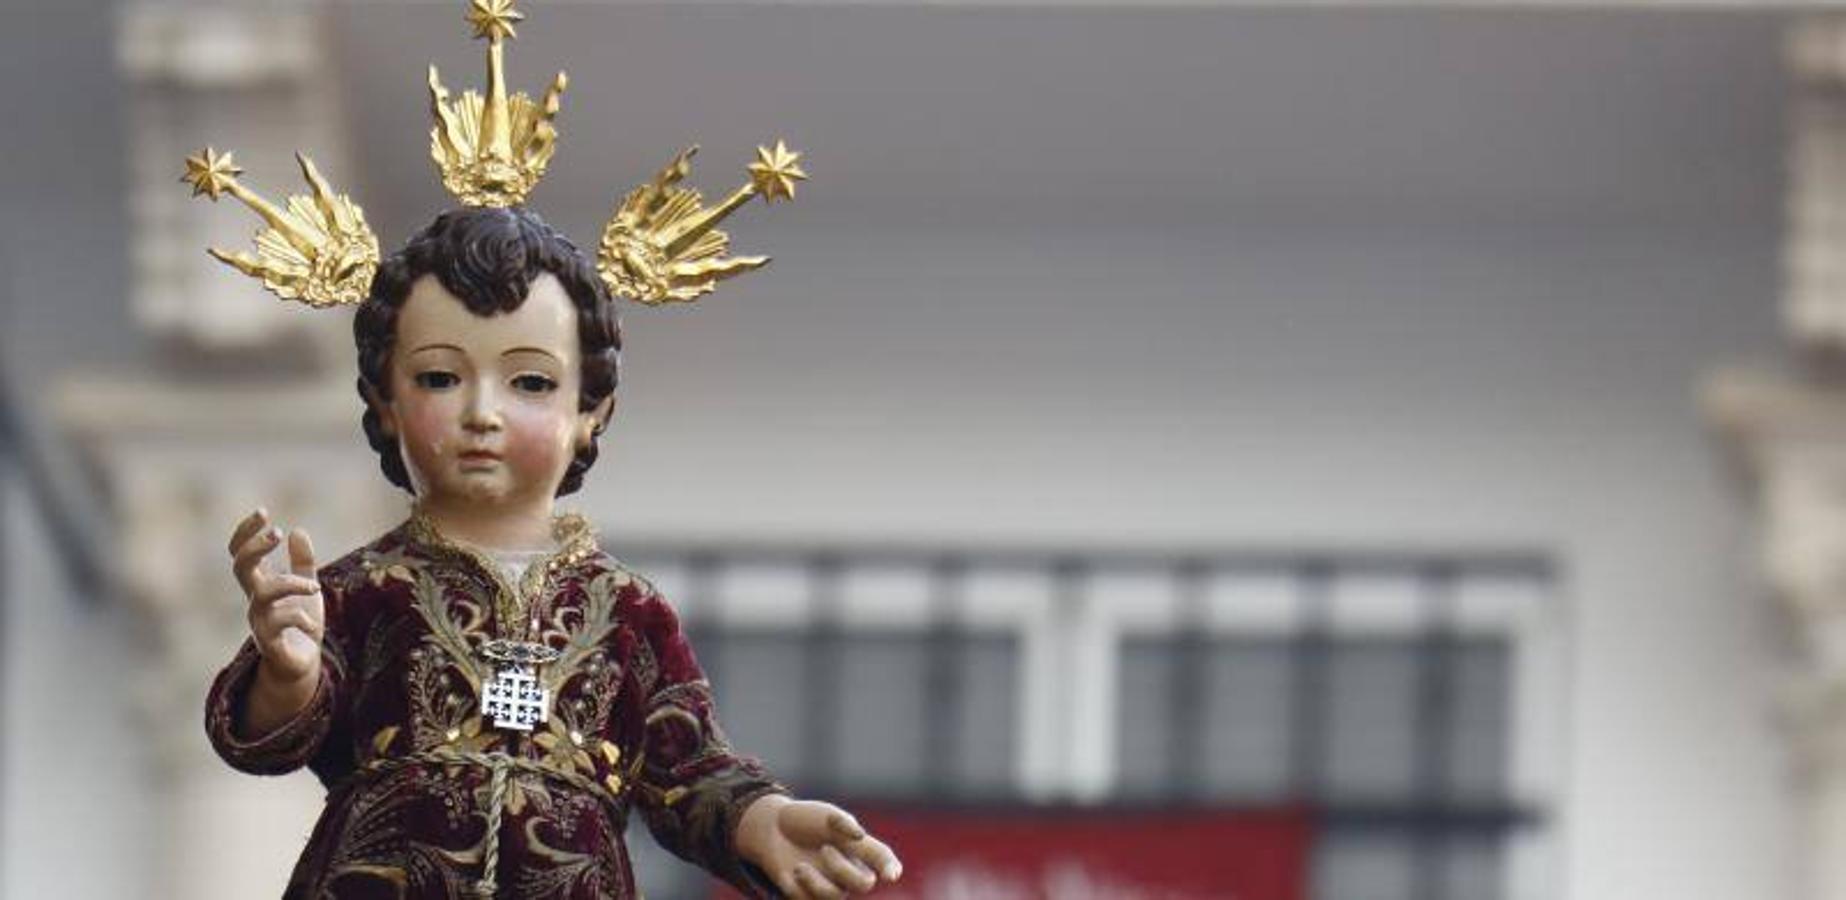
[1,219,1790,899]
[580,219,1791,900]
[0,2,1798,897]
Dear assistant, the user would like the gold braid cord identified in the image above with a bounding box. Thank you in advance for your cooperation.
[346,746,626,898]
[182,0,805,308]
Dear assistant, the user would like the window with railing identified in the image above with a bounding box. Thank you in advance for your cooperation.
[613,542,1562,900]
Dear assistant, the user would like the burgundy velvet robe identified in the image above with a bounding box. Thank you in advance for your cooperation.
[204,515,786,899]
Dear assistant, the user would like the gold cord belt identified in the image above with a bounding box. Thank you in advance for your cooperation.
[346,747,626,898]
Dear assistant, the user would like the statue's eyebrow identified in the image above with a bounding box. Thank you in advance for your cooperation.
[408,342,465,355]
[502,346,564,364]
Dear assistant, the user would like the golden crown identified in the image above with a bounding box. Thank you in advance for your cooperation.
[182,0,805,308]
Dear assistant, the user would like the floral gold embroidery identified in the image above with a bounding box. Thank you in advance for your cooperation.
[208,516,779,899]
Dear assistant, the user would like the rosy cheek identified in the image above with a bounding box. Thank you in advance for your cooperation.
[397,403,454,469]
[502,407,574,472]
[405,407,446,446]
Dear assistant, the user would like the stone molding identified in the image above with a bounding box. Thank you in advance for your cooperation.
[118,1,354,366]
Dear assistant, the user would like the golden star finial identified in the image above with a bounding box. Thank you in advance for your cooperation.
[747,141,807,202]
[431,0,563,206]
[182,147,244,200]
[466,0,524,42]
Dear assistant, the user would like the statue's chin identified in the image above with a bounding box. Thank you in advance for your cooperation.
[406,471,517,513]
[459,481,510,505]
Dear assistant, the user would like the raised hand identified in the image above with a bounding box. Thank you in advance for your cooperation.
[228,508,324,684]
[735,795,901,900]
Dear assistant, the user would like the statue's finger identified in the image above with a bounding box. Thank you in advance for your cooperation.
[818,845,875,894]
[227,508,268,556]
[261,603,319,641]
[847,834,901,883]
[827,810,866,842]
[253,575,321,609]
[795,864,844,900]
[772,867,807,900]
[288,528,317,578]
[232,527,283,593]
[232,525,281,568]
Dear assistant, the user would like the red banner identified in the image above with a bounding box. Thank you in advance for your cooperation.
[721,806,1309,900]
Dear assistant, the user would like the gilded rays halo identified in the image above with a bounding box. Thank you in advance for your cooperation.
[429,0,566,208]
[181,148,380,308]
[183,0,806,309]
[596,143,809,305]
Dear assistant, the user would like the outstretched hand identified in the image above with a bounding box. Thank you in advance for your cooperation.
[735,795,901,900]
[228,508,324,683]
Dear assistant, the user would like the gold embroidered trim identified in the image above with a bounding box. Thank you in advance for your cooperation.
[346,745,626,898]
[406,507,598,642]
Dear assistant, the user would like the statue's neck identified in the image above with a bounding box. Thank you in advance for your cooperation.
[413,498,560,553]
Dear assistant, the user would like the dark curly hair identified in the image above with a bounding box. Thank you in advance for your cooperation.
[354,206,622,497]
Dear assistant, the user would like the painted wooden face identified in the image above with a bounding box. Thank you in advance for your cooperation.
[374,272,597,516]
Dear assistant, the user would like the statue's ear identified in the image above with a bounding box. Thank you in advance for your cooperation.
[578,394,616,450]
[363,382,398,440]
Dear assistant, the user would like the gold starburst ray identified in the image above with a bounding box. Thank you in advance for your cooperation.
[661,184,756,258]
[181,2,812,312]
[429,0,566,207]
[661,141,805,256]
[474,0,519,161]
[598,142,806,305]
[181,148,380,307]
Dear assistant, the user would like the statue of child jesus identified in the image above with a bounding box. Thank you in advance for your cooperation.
[204,206,902,899]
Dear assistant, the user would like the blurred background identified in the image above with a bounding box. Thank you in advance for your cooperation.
[6,0,1840,898]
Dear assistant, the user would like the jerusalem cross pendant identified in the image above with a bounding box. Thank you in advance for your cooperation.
[480,639,560,732]
[482,664,549,731]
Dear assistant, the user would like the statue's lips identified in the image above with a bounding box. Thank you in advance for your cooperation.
[459,450,502,464]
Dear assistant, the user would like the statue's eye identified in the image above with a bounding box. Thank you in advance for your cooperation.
[414,371,459,390]
[511,374,558,395]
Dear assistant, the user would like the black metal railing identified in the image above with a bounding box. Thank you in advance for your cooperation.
[611,540,1556,900]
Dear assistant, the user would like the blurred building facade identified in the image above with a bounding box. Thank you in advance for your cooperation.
[1708,19,1846,900]
[0,2,1819,899]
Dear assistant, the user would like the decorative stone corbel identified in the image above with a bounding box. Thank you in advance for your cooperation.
[118,1,356,369]
[1700,21,1846,900]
